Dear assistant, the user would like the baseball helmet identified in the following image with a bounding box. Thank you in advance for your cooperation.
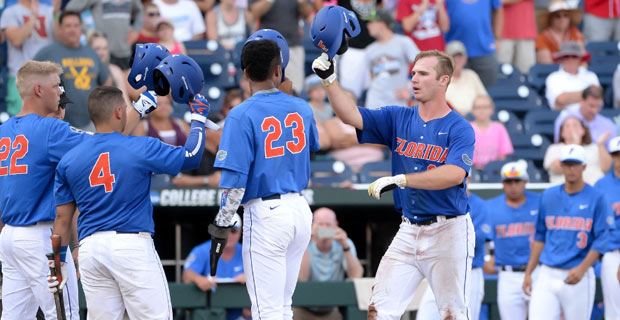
[311,5,361,59]
[153,54,205,104]
[128,43,170,90]
[241,29,289,77]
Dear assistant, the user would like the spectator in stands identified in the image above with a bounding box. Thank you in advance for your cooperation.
[364,9,419,109]
[194,0,216,15]
[250,0,313,94]
[66,0,143,70]
[183,213,250,320]
[470,95,514,170]
[583,0,620,42]
[445,40,488,116]
[206,0,254,51]
[157,19,186,55]
[545,41,599,111]
[553,85,617,143]
[445,0,503,87]
[395,0,450,51]
[544,116,612,185]
[154,0,206,41]
[304,74,333,150]
[136,2,161,44]
[0,0,56,115]
[34,11,111,130]
[87,32,131,108]
[497,0,537,74]
[295,207,363,320]
[614,65,620,108]
[215,88,244,126]
[535,0,583,64]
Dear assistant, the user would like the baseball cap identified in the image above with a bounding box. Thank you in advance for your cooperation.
[368,9,394,27]
[445,40,467,57]
[501,160,529,181]
[560,144,586,164]
[304,74,322,92]
[58,77,72,108]
[608,136,620,154]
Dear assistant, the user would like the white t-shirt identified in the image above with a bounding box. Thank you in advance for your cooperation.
[446,69,488,116]
[545,67,599,111]
[154,0,206,42]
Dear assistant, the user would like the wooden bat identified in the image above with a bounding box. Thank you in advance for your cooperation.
[49,234,66,320]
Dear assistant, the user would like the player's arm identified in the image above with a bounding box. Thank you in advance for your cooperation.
[298,250,311,281]
[52,203,76,260]
[177,95,211,170]
[522,240,544,295]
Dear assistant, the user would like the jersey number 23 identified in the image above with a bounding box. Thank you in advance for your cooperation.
[261,113,306,159]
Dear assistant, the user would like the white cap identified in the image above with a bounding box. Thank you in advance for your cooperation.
[560,144,586,164]
[501,160,529,181]
[229,213,242,230]
[608,136,620,154]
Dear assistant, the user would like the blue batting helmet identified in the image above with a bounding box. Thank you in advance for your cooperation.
[311,6,361,59]
[153,55,204,104]
[128,43,170,90]
[242,29,289,76]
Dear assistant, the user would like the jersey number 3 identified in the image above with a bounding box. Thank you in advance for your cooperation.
[0,135,29,176]
[261,113,306,159]
[89,152,116,193]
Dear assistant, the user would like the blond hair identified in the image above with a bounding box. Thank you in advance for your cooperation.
[412,50,454,84]
[16,61,63,98]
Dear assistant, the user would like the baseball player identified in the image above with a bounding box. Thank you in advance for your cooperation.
[522,144,613,320]
[594,136,620,320]
[0,60,156,320]
[207,36,320,319]
[49,85,209,320]
[486,161,541,320]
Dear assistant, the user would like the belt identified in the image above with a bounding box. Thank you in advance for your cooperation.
[116,231,141,234]
[499,265,527,272]
[402,215,457,226]
[261,192,302,201]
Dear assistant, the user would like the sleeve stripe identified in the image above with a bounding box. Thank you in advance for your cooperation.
[185,129,203,158]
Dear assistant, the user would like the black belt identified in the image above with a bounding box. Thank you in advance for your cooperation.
[499,265,527,272]
[116,231,140,234]
[261,193,302,201]
[403,215,458,226]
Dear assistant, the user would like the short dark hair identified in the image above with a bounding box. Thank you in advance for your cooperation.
[88,86,125,125]
[59,10,82,25]
[582,85,603,100]
[241,40,281,82]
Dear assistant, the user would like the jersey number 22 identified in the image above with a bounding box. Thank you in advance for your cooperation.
[89,152,116,193]
[0,135,29,176]
[261,113,306,159]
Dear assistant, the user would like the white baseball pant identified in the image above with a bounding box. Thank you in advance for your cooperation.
[497,268,539,320]
[242,192,312,320]
[0,222,79,320]
[416,267,484,320]
[602,250,620,320]
[369,214,475,320]
[78,231,172,320]
[528,265,595,320]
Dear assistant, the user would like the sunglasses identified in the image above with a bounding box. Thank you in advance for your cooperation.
[147,12,160,17]
[553,12,570,18]
[561,55,581,60]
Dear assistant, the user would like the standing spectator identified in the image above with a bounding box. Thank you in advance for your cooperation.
[365,9,419,109]
[250,0,313,94]
[445,40,488,116]
[157,19,186,55]
[583,0,620,42]
[87,32,131,108]
[470,95,514,170]
[445,0,503,87]
[206,0,254,51]
[395,0,450,51]
[545,41,599,111]
[34,10,111,130]
[535,0,583,64]
[0,0,55,115]
[154,0,206,41]
[295,207,364,320]
[553,85,617,143]
[497,0,537,73]
[65,0,143,70]
[136,2,161,44]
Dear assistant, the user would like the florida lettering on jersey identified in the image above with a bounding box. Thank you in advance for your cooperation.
[395,137,448,170]
[495,222,536,239]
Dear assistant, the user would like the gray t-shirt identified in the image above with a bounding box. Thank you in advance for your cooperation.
[307,239,357,282]
[250,0,301,46]
[364,34,419,109]
[34,42,110,128]
[0,3,54,76]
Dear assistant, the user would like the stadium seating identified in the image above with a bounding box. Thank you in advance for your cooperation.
[310,160,356,187]
[488,83,542,115]
[495,63,525,87]
[527,63,559,94]
[184,40,237,87]
[481,159,548,182]
[600,108,620,120]
[357,160,392,184]
[509,132,551,164]
[495,110,524,135]
[589,62,616,88]
[523,109,561,141]
[585,41,620,58]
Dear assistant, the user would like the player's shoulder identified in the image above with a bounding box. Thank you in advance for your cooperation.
[525,191,542,202]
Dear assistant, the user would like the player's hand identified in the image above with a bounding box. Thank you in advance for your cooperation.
[189,94,210,123]
[208,223,231,277]
[278,77,294,95]
[564,266,585,285]
[522,273,532,296]
[368,174,407,200]
[195,275,217,292]
[47,261,67,294]
[132,90,158,118]
[312,53,337,86]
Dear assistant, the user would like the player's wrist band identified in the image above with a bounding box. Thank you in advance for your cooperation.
[190,113,207,124]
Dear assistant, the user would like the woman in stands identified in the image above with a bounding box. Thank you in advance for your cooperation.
[205,0,255,51]
[535,0,584,64]
[87,32,132,107]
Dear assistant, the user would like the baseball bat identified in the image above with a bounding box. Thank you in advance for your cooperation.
[50,234,67,320]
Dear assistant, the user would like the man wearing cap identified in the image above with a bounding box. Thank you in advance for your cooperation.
[485,160,541,320]
[445,40,488,116]
[594,136,620,320]
[522,144,613,320]
[545,41,600,111]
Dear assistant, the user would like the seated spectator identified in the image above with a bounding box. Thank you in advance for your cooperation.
[295,207,363,320]
[154,0,206,41]
[136,2,161,44]
[544,116,612,185]
[87,32,131,108]
[183,213,250,320]
[553,85,617,143]
[535,0,583,64]
[306,74,334,122]
[395,0,450,51]
[157,19,186,55]
[614,65,620,108]
[205,0,254,51]
[445,40,488,116]
[470,95,514,169]
[545,41,599,111]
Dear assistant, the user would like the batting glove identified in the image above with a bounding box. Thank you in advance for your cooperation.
[208,223,231,277]
[189,94,210,124]
[368,174,407,200]
[132,90,158,118]
[47,261,67,294]
[312,53,337,86]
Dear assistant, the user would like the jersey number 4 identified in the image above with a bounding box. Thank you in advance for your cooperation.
[89,152,116,193]
[0,135,29,176]
[261,113,306,159]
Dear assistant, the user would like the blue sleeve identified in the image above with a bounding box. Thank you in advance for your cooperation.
[219,168,249,189]
[492,0,501,10]
[309,115,320,152]
[445,120,475,175]
[214,112,254,174]
[184,246,209,275]
[591,193,614,253]
[47,120,89,163]
[356,106,395,147]
[535,195,547,242]
[180,121,206,171]
[54,162,74,206]
[138,137,185,175]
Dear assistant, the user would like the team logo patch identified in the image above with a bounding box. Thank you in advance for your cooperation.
[608,215,615,227]
[461,154,473,166]
[217,150,228,161]
[481,224,491,234]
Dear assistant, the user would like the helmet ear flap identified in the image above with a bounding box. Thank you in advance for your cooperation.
[336,34,349,55]
[153,69,170,96]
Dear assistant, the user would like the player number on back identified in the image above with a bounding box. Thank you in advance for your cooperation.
[89,152,116,193]
[0,135,30,176]
[261,113,306,159]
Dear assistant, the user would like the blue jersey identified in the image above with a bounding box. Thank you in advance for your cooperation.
[487,191,541,267]
[214,91,320,203]
[594,171,620,252]
[55,133,187,240]
[0,114,87,226]
[357,106,475,220]
[184,241,244,280]
[536,184,612,269]
[470,193,491,268]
